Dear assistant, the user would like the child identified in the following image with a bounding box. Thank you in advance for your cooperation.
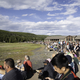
[45,53,80,80]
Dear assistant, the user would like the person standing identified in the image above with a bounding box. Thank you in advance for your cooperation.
[75,43,79,57]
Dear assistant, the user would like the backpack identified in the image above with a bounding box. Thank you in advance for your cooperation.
[60,70,80,80]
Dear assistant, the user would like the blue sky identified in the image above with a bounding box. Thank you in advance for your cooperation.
[0,0,80,35]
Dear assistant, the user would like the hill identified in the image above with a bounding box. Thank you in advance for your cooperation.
[0,30,48,43]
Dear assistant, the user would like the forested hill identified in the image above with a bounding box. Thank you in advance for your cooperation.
[0,30,48,43]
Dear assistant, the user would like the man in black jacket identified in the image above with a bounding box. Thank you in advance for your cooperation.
[2,58,23,80]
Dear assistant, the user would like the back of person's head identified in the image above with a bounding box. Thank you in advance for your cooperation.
[5,58,15,68]
[51,53,68,69]
[66,55,72,64]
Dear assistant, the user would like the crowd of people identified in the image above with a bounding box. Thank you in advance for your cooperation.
[0,41,80,80]
[37,41,80,80]
[46,41,80,57]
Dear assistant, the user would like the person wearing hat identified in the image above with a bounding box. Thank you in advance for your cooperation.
[43,59,51,68]
[36,59,51,74]
[15,59,24,71]
[15,59,27,80]
[38,58,58,80]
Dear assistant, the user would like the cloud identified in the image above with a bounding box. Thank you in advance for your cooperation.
[29,13,34,16]
[0,14,9,20]
[60,0,80,15]
[61,6,77,15]
[56,17,64,19]
[14,17,19,19]
[0,14,80,35]
[52,2,62,11]
[21,13,41,20]
[47,12,59,16]
[61,0,80,7]
[0,0,62,11]
[29,14,42,20]
[22,14,28,16]
[12,16,19,20]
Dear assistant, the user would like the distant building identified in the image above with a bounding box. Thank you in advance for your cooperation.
[44,35,80,42]
[75,36,80,42]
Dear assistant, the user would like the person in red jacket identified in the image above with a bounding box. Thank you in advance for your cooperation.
[23,55,33,79]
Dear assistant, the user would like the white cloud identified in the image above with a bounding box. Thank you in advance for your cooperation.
[60,0,80,15]
[30,14,42,20]
[15,17,19,19]
[61,25,66,28]
[34,15,42,20]
[0,14,80,35]
[66,15,74,20]
[53,2,58,5]
[22,14,28,16]
[47,12,59,16]
[61,6,77,15]
[0,1,12,9]
[61,0,80,7]
[52,2,62,11]
[0,14,9,20]
[0,0,62,11]
[29,13,34,16]
[21,13,41,20]
[13,16,19,19]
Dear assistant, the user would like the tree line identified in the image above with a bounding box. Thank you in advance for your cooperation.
[0,30,48,43]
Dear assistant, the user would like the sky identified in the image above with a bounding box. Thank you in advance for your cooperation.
[0,0,80,35]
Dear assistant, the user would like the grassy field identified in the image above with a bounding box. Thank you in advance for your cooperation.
[0,42,44,65]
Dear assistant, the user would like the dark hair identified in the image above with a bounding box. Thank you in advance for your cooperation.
[5,58,15,68]
[51,53,68,69]
[27,56,30,60]
[66,55,72,63]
